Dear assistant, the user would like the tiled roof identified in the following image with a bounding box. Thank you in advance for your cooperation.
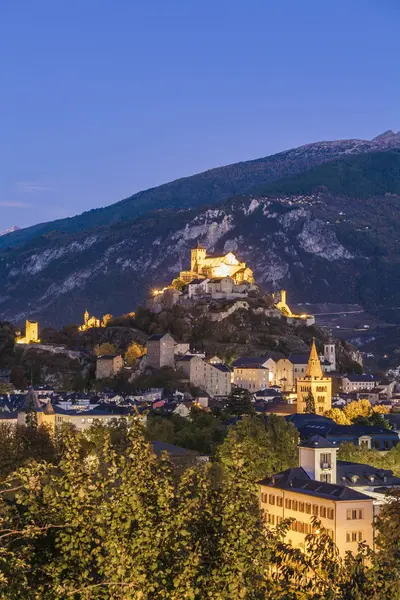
[258,467,372,501]
[343,375,380,382]
[337,461,400,487]
[299,435,338,449]
[288,353,310,364]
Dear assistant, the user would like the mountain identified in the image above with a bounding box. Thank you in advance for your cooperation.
[0,225,20,237]
[1,132,400,253]
[1,134,400,327]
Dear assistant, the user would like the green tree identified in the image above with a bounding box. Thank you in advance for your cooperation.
[304,390,316,413]
[225,387,254,415]
[218,414,298,481]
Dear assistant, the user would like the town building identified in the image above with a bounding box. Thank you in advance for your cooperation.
[259,436,374,556]
[232,357,273,391]
[15,320,40,344]
[96,355,124,380]
[275,357,294,391]
[177,354,232,397]
[341,375,380,394]
[146,333,175,369]
[296,341,332,414]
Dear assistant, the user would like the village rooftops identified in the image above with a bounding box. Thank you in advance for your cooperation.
[258,467,372,502]
[344,374,380,382]
[288,353,310,364]
[147,333,172,341]
[337,461,400,488]
[233,356,275,368]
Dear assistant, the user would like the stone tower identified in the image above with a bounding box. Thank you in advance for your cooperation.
[296,340,332,415]
[190,242,207,273]
[324,342,336,371]
[84,310,89,325]
[25,320,39,343]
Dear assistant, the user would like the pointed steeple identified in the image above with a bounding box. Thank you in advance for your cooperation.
[305,339,323,379]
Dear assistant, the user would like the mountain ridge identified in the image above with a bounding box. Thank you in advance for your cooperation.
[1,131,400,252]
[1,135,400,326]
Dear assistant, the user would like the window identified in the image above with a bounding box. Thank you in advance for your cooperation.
[267,513,275,525]
[320,453,331,468]
[384,440,390,449]
[346,531,364,543]
[320,506,327,518]
[299,502,305,513]
[320,474,331,483]
[277,496,283,507]
[292,500,298,511]
[269,494,275,505]
[327,508,334,520]
[306,503,311,514]
[347,509,364,520]
[374,440,380,449]
[312,505,319,516]
[285,499,292,509]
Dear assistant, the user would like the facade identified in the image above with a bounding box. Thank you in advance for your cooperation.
[275,358,294,391]
[96,355,123,379]
[232,357,273,391]
[296,341,332,414]
[177,354,231,396]
[322,343,336,372]
[15,320,40,344]
[146,333,175,369]
[259,436,374,556]
[179,244,254,284]
[342,375,380,393]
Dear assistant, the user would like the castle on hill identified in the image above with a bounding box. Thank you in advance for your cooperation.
[150,244,257,309]
[15,320,40,344]
[179,243,254,284]
[78,310,111,332]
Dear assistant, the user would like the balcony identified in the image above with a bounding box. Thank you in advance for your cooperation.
[320,462,332,470]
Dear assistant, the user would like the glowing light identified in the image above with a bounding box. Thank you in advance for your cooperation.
[213,264,230,277]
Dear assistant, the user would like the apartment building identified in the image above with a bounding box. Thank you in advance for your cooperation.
[259,436,374,556]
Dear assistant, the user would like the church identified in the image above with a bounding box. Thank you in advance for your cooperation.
[179,243,254,284]
[296,340,332,414]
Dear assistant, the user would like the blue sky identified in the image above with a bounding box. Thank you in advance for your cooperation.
[0,0,399,230]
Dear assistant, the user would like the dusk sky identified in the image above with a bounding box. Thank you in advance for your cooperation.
[1,0,399,230]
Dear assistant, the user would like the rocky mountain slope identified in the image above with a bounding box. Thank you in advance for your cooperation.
[1,136,400,327]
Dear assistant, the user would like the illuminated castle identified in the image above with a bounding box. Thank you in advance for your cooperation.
[275,290,315,325]
[16,320,40,344]
[179,243,254,284]
[78,310,111,332]
[296,340,332,415]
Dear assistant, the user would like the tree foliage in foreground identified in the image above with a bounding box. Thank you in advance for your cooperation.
[0,420,398,599]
